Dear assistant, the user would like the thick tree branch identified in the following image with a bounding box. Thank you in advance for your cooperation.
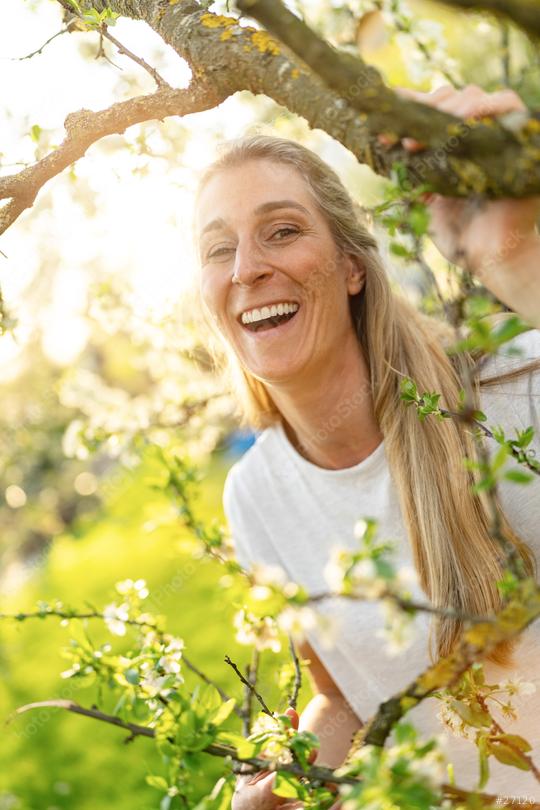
[52,0,540,198]
[0,79,228,236]
[5,0,540,239]
[236,0,540,196]
[436,0,540,39]
[350,582,540,752]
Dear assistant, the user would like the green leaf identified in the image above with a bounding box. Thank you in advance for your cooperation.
[196,683,222,715]
[492,444,509,472]
[273,772,301,799]
[390,241,413,258]
[487,737,531,770]
[146,775,169,792]
[449,699,492,729]
[504,469,533,484]
[211,698,236,727]
[492,317,530,348]
[408,204,430,237]
[30,124,42,142]
[400,378,418,403]
[515,426,535,449]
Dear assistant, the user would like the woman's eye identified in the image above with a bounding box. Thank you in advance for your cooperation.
[272,227,299,239]
[207,246,234,260]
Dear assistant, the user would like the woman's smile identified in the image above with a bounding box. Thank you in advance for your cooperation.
[238,301,301,335]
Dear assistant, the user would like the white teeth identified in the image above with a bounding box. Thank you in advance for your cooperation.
[241,302,299,324]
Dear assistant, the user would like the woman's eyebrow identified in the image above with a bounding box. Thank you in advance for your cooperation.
[199,199,310,241]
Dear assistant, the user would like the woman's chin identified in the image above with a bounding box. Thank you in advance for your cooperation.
[242,356,305,385]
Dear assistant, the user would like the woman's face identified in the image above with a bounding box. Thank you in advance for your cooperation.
[196,159,364,384]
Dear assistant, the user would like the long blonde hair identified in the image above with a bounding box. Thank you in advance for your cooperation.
[195,135,536,666]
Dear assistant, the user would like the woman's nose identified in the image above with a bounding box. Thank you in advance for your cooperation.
[231,244,274,286]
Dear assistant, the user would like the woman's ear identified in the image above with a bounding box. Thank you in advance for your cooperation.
[346,255,366,296]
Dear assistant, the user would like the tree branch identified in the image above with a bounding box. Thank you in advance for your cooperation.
[9,698,358,787]
[350,582,540,752]
[224,654,274,718]
[100,26,170,87]
[10,698,537,806]
[287,635,302,711]
[5,0,540,241]
[11,26,70,60]
[0,78,227,236]
[435,0,540,40]
[235,0,540,195]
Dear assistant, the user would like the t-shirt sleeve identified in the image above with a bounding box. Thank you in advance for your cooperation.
[479,328,540,435]
[222,463,254,573]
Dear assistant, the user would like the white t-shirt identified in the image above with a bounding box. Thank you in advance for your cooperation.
[223,330,540,799]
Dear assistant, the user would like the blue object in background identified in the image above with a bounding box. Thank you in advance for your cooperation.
[223,428,258,459]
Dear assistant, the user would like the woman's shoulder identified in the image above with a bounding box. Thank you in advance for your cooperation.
[223,424,283,506]
[479,327,540,380]
[478,328,540,440]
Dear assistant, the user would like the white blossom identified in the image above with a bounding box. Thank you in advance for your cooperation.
[116,578,149,599]
[103,603,129,636]
[376,598,417,655]
[233,609,281,653]
[499,677,537,698]
[324,547,349,592]
[277,606,318,639]
[251,563,288,588]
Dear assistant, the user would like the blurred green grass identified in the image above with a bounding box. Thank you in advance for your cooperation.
[0,452,294,810]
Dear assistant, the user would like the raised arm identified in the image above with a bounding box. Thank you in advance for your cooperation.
[394,85,540,327]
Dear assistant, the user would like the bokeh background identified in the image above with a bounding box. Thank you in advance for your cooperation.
[1,1,539,807]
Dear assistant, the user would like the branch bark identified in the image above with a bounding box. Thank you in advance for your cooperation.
[10,698,538,808]
[4,0,540,238]
[350,581,540,752]
[0,80,228,236]
[236,0,540,195]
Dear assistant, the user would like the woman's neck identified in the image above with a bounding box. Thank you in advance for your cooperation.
[266,330,383,470]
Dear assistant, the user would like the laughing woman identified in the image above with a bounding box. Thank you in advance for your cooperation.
[194,85,540,806]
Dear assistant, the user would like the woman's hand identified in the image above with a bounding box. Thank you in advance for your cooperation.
[231,708,311,810]
[383,85,540,324]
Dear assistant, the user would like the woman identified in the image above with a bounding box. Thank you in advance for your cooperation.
[194,85,540,806]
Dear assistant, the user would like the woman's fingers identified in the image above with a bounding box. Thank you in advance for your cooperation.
[378,84,527,154]
[283,706,300,729]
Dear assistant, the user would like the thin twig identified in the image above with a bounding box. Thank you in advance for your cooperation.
[101,27,170,88]
[10,699,536,805]
[182,654,243,719]
[308,589,496,624]
[441,405,540,477]
[224,655,274,718]
[0,608,159,630]
[287,635,302,711]
[242,648,259,735]
[10,27,69,61]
